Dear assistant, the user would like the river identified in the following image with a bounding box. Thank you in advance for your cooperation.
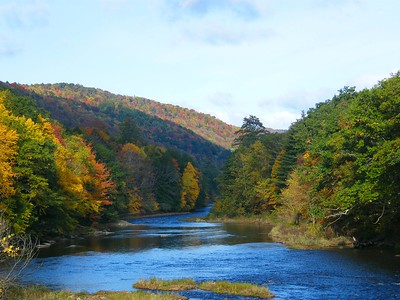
[23,207,400,299]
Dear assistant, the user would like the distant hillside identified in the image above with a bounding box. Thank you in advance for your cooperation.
[22,83,238,150]
[0,81,231,199]
[0,80,239,237]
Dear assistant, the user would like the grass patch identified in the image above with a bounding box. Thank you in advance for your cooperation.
[134,278,275,299]
[7,285,187,300]
[133,278,196,291]
[205,214,274,225]
[269,223,352,249]
[9,278,275,300]
[199,280,275,299]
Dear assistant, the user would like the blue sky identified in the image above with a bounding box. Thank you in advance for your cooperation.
[1,0,399,129]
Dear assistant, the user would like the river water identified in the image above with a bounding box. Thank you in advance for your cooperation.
[23,207,400,299]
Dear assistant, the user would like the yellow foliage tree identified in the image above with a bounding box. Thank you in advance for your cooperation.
[0,122,18,200]
[127,189,144,215]
[54,135,114,217]
[180,162,200,211]
[280,169,313,222]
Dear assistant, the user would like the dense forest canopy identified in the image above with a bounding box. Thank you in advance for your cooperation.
[1,73,399,247]
[22,83,238,150]
[5,82,232,192]
[213,73,400,246]
[0,82,232,237]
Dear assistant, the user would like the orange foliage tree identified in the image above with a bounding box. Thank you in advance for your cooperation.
[54,135,114,218]
[0,122,18,201]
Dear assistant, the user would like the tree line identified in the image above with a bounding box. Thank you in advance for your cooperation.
[213,73,400,245]
[4,82,230,201]
[0,89,204,237]
[24,82,237,150]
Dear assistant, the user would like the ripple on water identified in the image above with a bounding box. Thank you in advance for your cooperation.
[20,207,400,299]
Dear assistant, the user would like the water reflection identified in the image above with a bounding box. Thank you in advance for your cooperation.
[37,208,273,257]
[23,207,400,299]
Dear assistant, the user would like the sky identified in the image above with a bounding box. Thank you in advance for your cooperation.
[1,0,399,129]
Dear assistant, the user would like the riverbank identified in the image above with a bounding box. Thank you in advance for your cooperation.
[7,286,186,300]
[268,223,353,249]
[14,206,400,299]
[41,209,353,250]
[8,278,275,300]
[37,211,194,245]
[203,214,353,249]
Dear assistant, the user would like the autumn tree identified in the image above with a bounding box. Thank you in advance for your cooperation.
[0,122,18,200]
[180,162,200,211]
[215,116,283,217]
[55,135,115,222]
[0,82,218,237]
[118,143,158,214]
[271,75,400,245]
[0,91,58,234]
[0,89,117,235]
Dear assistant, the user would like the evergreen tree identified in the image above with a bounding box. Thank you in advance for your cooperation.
[233,115,269,147]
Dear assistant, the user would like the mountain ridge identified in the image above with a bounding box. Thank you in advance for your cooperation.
[0,80,233,201]
[0,80,236,235]
[22,83,239,150]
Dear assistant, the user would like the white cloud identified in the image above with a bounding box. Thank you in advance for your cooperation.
[259,88,331,115]
[190,91,244,126]
[180,16,273,45]
[154,0,273,45]
[350,73,390,91]
[207,91,235,107]
[201,90,303,129]
[256,87,340,129]
[0,0,48,57]
[99,0,128,12]
[175,0,263,19]
[261,110,301,130]
[0,34,22,56]
[212,110,243,127]
[0,0,49,29]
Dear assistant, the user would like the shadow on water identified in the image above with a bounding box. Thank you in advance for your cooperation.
[37,207,273,257]
[22,206,400,299]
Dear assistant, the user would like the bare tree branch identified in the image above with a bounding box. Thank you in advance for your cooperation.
[324,207,353,228]
[0,216,38,298]
[373,205,385,224]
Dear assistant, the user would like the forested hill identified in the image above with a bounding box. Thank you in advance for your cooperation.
[213,73,400,247]
[22,83,238,150]
[2,81,231,183]
[0,81,233,237]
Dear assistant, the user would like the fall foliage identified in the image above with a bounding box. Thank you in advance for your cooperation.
[0,90,116,235]
[214,73,400,246]
[180,162,200,211]
[0,83,208,237]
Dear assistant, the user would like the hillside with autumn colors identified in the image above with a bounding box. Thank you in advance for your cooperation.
[1,73,399,248]
[0,81,234,237]
[4,82,232,178]
[22,83,238,150]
